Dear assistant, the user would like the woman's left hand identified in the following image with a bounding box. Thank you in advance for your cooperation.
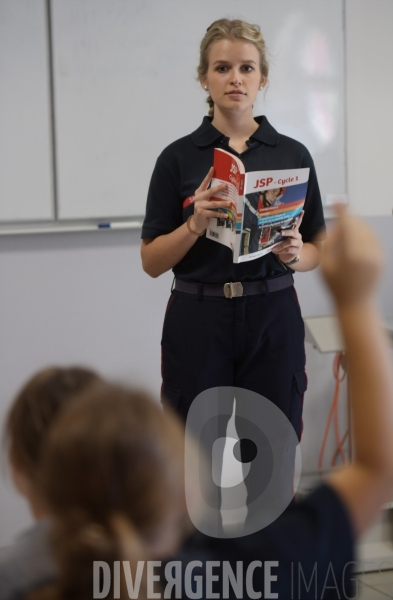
[272,211,304,264]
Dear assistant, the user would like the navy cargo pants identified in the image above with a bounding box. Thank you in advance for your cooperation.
[161,279,307,530]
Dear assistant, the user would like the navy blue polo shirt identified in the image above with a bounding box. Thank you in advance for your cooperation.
[142,116,325,284]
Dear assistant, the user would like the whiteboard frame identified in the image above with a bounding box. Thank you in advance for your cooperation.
[0,0,347,233]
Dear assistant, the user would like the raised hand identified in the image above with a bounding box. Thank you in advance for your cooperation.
[320,205,383,309]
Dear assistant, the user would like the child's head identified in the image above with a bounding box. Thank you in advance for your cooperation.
[34,381,185,599]
[41,381,185,552]
[4,366,100,518]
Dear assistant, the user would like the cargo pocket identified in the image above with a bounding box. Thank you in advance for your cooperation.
[290,370,308,441]
[161,384,182,413]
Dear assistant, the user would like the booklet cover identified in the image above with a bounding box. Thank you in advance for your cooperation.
[207,148,310,263]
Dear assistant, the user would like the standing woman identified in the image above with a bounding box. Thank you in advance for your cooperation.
[141,19,324,461]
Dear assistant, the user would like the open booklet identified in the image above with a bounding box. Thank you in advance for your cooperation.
[207,148,310,263]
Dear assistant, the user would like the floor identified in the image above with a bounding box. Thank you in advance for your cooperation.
[357,571,393,599]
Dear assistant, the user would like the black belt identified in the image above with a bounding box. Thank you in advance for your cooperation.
[174,273,293,299]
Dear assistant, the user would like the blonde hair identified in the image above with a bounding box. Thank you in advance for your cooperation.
[197,18,269,117]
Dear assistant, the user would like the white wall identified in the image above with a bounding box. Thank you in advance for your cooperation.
[0,0,392,546]
[0,229,172,543]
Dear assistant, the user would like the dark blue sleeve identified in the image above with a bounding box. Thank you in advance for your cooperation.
[167,484,355,599]
[141,157,183,240]
[247,483,356,599]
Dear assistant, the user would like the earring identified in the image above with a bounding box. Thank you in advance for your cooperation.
[204,86,208,90]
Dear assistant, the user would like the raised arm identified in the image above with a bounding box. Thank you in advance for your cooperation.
[141,168,230,278]
[321,206,393,537]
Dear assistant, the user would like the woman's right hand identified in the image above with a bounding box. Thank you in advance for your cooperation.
[141,167,233,278]
[191,167,232,233]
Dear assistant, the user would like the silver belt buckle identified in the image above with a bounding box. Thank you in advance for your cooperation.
[223,282,243,299]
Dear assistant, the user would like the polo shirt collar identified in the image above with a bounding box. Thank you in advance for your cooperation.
[191,115,279,147]
[251,115,280,145]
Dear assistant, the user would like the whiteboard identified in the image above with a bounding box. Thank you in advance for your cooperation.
[0,0,53,222]
[51,0,346,221]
